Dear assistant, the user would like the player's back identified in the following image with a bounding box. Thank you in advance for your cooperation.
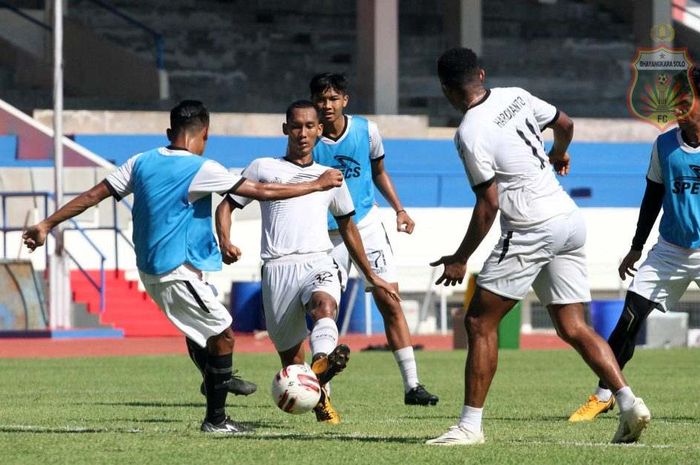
[456,87,576,229]
[129,148,215,274]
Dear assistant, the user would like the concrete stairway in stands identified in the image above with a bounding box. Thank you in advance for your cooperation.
[70,270,180,337]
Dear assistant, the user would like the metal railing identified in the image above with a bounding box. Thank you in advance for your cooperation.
[0,0,52,31]
[0,191,135,313]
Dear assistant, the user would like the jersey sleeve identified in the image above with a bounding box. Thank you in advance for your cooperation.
[368,120,385,160]
[522,89,559,130]
[188,160,245,202]
[329,180,355,219]
[455,130,495,189]
[646,140,663,184]
[104,154,140,200]
[227,159,261,208]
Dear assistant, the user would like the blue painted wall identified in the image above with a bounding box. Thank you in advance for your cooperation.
[1,134,653,208]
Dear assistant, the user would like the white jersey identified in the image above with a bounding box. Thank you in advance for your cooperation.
[229,157,355,261]
[455,87,577,230]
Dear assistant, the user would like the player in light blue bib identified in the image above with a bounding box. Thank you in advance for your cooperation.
[310,73,438,406]
[570,69,700,422]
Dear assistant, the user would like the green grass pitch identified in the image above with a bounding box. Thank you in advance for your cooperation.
[1,348,698,464]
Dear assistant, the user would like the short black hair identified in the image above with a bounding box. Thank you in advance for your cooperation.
[692,66,700,91]
[170,100,209,135]
[309,72,348,96]
[437,48,480,88]
[286,100,319,122]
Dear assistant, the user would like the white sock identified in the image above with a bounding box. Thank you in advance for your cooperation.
[309,317,338,357]
[595,386,613,402]
[614,386,636,412]
[393,346,419,392]
[458,405,483,432]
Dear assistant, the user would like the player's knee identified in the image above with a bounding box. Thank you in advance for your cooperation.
[376,298,402,319]
[207,328,234,355]
[555,321,587,344]
[310,298,337,320]
[624,291,657,324]
[465,313,489,338]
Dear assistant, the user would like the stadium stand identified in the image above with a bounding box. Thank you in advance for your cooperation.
[1,0,638,121]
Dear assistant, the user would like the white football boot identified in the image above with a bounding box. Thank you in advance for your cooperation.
[612,397,651,444]
[426,425,485,446]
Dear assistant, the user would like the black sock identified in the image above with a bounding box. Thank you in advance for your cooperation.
[186,337,208,378]
[598,291,656,389]
[204,353,232,424]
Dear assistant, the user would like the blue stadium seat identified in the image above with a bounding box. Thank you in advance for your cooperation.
[69,135,652,208]
[0,135,17,165]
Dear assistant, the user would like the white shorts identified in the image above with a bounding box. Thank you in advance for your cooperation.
[144,278,232,348]
[628,238,700,312]
[329,206,398,287]
[477,209,591,306]
[261,253,342,352]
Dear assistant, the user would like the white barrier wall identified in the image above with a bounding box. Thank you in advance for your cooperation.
[4,206,651,300]
[3,202,658,298]
[203,207,656,297]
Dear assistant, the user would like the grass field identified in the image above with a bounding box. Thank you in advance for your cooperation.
[1,348,698,464]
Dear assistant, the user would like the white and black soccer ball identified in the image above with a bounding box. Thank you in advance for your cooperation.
[271,364,321,414]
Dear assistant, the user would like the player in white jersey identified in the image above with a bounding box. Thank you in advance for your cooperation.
[310,73,438,406]
[569,69,700,422]
[22,101,344,434]
[425,48,650,446]
[216,100,400,424]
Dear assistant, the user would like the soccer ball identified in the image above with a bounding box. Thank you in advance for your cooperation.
[271,364,321,414]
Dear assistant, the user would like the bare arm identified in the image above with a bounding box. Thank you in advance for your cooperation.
[22,181,112,251]
[547,111,574,176]
[233,169,343,201]
[215,196,242,265]
[430,180,499,286]
[336,215,400,302]
[371,157,414,234]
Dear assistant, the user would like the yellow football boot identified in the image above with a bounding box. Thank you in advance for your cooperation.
[568,395,615,422]
[311,344,350,386]
[313,387,340,424]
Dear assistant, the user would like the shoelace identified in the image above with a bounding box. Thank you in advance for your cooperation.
[314,397,334,419]
[576,396,604,414]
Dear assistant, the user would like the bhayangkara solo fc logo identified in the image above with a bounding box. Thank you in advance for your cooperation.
[627,46,696,130]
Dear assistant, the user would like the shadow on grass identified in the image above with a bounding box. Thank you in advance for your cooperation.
[485,415,584,422]
[91,401,257,409]
[0,426,135,434]
[112,417,181,423]
[211,430,423,444]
